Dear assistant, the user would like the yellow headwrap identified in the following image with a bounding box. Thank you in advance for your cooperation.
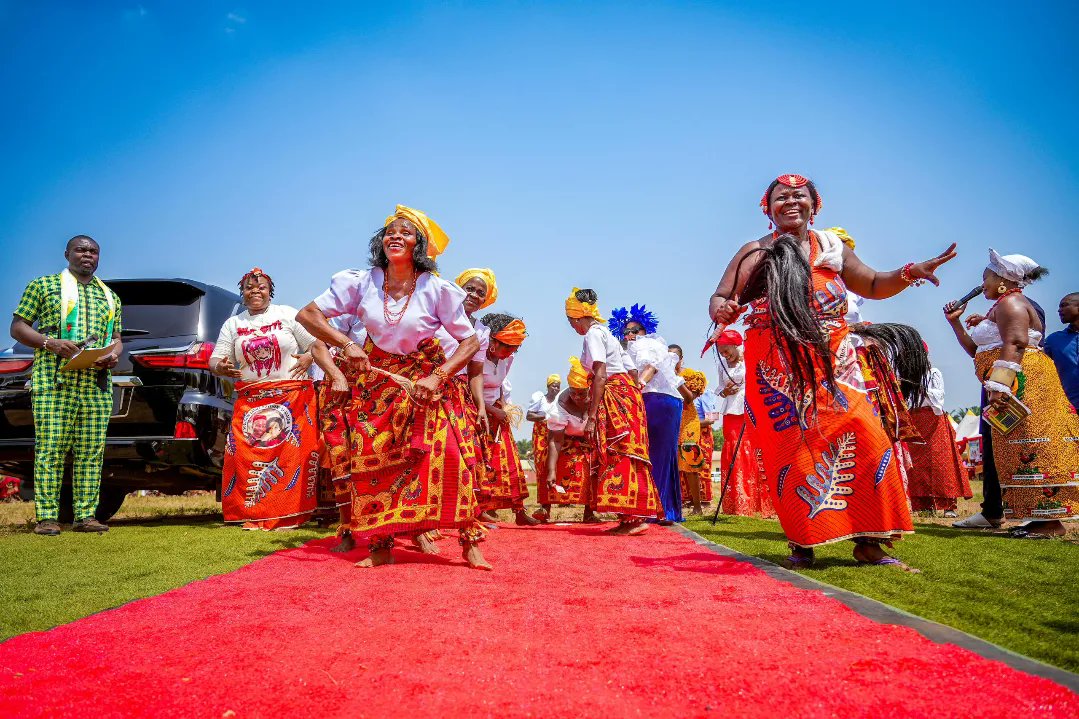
[565,287,602,321]
[454,268,498,309]
[827,226,855,250]
[546,374,562,387]
[385,204,450,259]
[492,318,527,347]
[680,368,707,396]
[567,357,589,389]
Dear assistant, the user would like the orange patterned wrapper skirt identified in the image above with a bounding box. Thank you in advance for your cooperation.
[547,432,593,506]
[719,414,774,517]
[974,347,1079,521]
[345,338,479,540]
[533,421,554,505]
[591,372,660,519]
[697,428,714,503]
[906,407,973,511]
[480,411,529,511]
[743,248,913,548]
[222,379,320,530]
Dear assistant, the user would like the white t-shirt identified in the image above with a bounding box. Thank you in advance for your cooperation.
[482,355,514,405]
[210,304,316,383]
[313,268,475,355]
[310,315,367,381]
[437,322,490,376]
[628,334,683,398]
[918,366,946,415]
[546,392,588,437]
[581,323,628,375]
[714,354,746,416]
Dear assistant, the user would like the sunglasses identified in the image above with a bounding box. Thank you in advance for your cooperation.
[624,327,644,335]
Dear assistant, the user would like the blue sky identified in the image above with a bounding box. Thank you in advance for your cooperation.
[3,1,1077,436]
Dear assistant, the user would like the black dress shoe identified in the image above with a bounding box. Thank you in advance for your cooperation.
[72,518,110,533]
[34,521,61,535]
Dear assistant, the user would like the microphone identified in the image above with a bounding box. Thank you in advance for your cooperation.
[953,285,982,309]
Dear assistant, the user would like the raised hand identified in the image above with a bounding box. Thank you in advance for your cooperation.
[942,300,965,323]
[909,243,958,287]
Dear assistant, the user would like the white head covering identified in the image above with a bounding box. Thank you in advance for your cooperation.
[987,248,1040,287]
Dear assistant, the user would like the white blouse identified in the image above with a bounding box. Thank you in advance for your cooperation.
[527,391,556,419]
[581,323,628,375]
[970,318,1042,353]
[483,355,514,405]
[714,355,746,416]
[210,304,316,383]
[917,366,947,415]
[437,322,490,376]
[628,334,683,398]
[546,393,588,437]
[314,268,475,355]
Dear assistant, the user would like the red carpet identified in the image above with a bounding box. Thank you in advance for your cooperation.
[0,524,1075,718]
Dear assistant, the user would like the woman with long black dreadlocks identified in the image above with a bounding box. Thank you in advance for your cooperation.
[708,174,956,570]
[476,312,539,525]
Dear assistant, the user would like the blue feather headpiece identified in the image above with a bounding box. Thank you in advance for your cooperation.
[608,303,659,341]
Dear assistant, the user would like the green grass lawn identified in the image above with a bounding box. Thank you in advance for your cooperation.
[685,514,1079,673]
[0,514,330,641]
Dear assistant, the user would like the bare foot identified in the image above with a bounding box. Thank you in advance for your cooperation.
[515,509,541,526]
[463,544,493,571]
[411,532,440,555]
[479,510,500,523]
[355,548,395,568]
[582,509,603,524]
[532,508,550,523]
[625,522,649,536]
[330,532,356,554]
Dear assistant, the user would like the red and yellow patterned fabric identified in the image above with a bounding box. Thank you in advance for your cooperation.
[906,407,973,512]
[346,337,479,539]
[591,372,659,518]
[697,428,714,503]
[549,433,593,506]
[743,235,914,547]
[718,415,774,517]
[974,347,1079,521]
[480,410,529,511]
[222,379,320,530]
[533,421,553,505]
[315,356,362,528]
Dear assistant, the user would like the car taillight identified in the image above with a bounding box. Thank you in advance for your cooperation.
[174,420,198,439]
[0,359,33,374]
[135,342,215,370]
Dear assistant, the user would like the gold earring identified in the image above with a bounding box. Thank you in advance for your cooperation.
[997,282,1007,294]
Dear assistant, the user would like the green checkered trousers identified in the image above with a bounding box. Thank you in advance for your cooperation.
[32,373,112,521]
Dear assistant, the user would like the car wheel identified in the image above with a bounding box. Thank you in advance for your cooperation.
[57,485,130,523]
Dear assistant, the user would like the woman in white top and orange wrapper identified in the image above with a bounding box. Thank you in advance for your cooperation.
[297,206,490,570]
[564,288,659,535]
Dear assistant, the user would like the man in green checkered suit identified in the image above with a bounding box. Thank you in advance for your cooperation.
[10,235,123,535]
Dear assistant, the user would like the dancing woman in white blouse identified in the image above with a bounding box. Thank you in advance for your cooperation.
[297,206,490,570]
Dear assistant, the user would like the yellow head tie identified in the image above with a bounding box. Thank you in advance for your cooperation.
[454,268,498,309]
[385,204,450,259]
[565,287,602,321]
[546,373,562,387]
[567,356,590,389]
[827,226,855,250]
[681,368,707,395]
[492,318,527,347]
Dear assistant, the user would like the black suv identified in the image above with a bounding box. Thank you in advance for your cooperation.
[0,278,242,521]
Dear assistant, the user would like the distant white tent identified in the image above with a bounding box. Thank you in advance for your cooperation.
[955,411,981,441]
